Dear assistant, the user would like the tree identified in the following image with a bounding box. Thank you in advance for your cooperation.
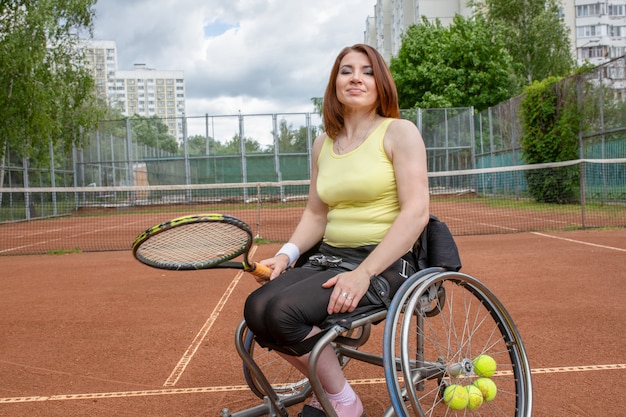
[129,115,179,155]
[0,0,103,163]
[274,119,311,152]
[311,97,323,116]
[390,15,518,112]
[186,134,219,156]
[471,0,574,84]
[219,134,264,154]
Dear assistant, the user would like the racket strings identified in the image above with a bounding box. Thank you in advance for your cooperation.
[136,222,250,266]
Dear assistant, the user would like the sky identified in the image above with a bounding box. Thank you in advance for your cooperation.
[92,0,374,123]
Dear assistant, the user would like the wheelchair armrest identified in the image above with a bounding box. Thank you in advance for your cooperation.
[320,304,388,330]
[321,306,388,348]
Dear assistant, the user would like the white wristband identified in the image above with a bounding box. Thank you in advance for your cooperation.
[276,242,300,265]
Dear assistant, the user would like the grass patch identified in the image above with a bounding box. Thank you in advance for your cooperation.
[46,248,82,255]
[253,237,272,244]
[464,195,624,216]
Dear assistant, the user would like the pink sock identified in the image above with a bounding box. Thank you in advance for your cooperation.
[326,381,356,404]
[325,382,364,417]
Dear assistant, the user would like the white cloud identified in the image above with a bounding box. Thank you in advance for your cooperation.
[92,0,372,128]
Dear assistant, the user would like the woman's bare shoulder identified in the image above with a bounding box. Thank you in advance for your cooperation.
[385,118,423,148]
[388,118,420,134]
[311,132,329,157]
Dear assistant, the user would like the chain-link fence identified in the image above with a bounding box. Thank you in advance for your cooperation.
[474,54,626,168]
[0,108,475,190]
[2,56,625,223]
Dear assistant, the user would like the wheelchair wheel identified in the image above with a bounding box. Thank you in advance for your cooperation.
[241,323,363,400]
[383,269,532,417]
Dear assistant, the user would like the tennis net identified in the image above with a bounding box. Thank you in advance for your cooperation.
[1,159,624,255]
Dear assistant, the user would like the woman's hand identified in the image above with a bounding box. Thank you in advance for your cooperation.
[258,253,291,283]
[322,269,371,314]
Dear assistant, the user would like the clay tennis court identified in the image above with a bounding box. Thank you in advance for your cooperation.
[1,224,624,416]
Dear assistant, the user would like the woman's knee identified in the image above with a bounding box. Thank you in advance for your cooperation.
[243,290,270,337]
[263,296,313,346]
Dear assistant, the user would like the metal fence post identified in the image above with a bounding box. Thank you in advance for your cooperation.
[239,112,248,202]
[576,76,586,228]
[488,107,495,195]
[183,115,191,202]
[110,133,116,187]
[272,114,284,201]
[23,157,31,220]
[125,118,134,188]
[50,140,57,216]
[306,112,313,178]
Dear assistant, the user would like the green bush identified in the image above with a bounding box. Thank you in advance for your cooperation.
[520,76,581,203]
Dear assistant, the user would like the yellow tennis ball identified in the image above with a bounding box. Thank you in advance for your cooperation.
[443,384,469,410]
[473,354,497,377]
[465,384,484,410]
[473,377,497,402]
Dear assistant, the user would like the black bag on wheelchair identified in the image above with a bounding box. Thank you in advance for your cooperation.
[365,215,461,309]
[413,215,462,272]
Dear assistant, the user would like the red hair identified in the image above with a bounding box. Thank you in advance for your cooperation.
[322,44,400,138]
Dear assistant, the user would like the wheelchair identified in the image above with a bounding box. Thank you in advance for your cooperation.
[220,219,533,417]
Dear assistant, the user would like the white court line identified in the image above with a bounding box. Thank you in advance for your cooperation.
[1,364,624,404]
[442,215,519,232]
[162,246,258,387]
[531,232,626,252]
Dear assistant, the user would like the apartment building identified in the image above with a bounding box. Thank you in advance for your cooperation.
[364,0,473,61]
[572,0,626,100]
[570,0,626,65]
[81,40,118,100]
[366,0,626,68]
[80,40,186,141]
[115,65,186,142]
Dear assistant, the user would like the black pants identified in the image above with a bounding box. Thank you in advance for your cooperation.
[243,243,416,356]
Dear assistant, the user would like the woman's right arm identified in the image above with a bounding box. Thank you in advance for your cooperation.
[262,134,329,279]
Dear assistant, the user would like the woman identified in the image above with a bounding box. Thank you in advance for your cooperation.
[244,44,429,417]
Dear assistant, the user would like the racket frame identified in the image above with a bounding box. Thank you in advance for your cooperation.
[132,213,254,271]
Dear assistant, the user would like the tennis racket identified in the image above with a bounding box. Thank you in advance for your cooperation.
[132,213,271,281]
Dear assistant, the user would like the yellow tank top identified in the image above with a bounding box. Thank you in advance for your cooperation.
[317,118,398,247]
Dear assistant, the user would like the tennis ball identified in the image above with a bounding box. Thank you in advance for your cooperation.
[473,354,497,377]
[473,377,497,402]
[465,384,484,410]
[443,384,468,410]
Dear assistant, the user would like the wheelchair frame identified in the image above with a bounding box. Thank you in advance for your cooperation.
[220,267,533,417]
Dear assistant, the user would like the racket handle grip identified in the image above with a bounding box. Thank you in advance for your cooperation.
[247,262,272,281]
